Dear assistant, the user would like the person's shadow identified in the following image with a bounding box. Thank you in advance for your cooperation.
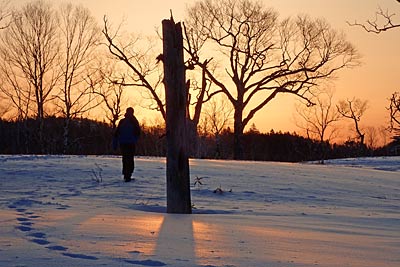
[155,214,196,264]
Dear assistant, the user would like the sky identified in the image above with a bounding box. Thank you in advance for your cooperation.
[10,0,400,141]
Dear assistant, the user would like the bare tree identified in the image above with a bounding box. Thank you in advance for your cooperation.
[203,97,233,137]
[1,0,59,151]
[185,0,360,159]
[378,125,390,148]
[296,90,341,143]
[389,92,400,135]
[337,98,368,145]
[365,126,378,149]
[295,89,341,163]
[202,96,233,158]
[55,3,101,153]
[348,1,400,33]
[5,0,59,119]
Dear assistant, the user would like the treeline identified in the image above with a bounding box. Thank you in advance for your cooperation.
[1,117,398,161]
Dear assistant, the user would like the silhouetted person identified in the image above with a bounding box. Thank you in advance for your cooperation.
[114,107,141,182]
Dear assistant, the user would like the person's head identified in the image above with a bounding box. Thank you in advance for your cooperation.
[125,107,134,117]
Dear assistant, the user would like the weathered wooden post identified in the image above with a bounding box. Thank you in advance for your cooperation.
[162,17,192,214]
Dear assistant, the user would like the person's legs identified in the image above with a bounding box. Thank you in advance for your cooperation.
[121,144,135,182]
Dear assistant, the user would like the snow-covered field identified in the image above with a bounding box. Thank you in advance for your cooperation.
[0,155,399,267]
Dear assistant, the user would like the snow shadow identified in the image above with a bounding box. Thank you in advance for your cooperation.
[155,214,195,264]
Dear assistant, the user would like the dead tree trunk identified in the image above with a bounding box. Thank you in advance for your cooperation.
[162,18,192,214]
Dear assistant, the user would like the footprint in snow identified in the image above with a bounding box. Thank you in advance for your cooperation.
[16,208,27,213]
[124,259,167,266]
[28,232,46,239]
[46,245,68,251]
[16,217,30,222]
[16,225,32,232]
[31,239,51,245]
[62,253,98,260]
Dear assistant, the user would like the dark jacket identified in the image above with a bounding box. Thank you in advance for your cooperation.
[114,115,141,145]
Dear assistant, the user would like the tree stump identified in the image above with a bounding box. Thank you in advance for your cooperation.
[162,18,192,214]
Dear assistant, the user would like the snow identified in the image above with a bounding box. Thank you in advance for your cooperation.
[0,155,399,267]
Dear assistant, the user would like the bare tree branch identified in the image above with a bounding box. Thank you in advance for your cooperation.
[90,61,128,129]
[337,98,368,145]
[347,2,400,33]
[0,0,12,30]
[388,92,400,134]
[102,16,166,120]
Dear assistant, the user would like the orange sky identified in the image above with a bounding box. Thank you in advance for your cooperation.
[12,0,400,141]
